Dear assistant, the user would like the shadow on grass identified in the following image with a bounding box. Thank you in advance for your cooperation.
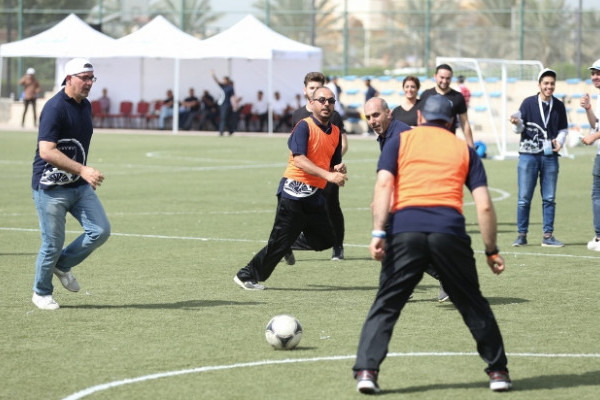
[380,370,600,395]
[60,299,264,310]
[0,252,38,256]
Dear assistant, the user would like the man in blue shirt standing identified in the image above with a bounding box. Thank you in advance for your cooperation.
[31,58,111,310]
[510,68,568,247]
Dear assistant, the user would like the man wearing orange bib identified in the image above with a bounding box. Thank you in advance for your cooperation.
[234,87,348,290]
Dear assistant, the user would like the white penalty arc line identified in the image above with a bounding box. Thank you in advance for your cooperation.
[61,351,600,400]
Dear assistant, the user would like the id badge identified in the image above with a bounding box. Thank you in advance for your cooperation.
[543,139,553,156]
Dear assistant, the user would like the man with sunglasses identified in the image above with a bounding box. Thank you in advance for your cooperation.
[234,87,347,290]
[282,72,348,265]
[30,58,111,310]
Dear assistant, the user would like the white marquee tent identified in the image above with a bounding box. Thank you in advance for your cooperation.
[1,14,323,132]
[0,13,117,96]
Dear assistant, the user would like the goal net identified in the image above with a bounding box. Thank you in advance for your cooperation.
[436,57,544,160]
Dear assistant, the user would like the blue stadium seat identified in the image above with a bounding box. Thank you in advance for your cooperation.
[467,77,479,83]
[471,91,484,97]
[566,78,581,84]
[380,89,394,96]
[346,88,360,95]
[474,105,487,112]
[489,91,502,98]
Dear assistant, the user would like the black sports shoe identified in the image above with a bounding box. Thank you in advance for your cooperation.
[283,250,296,265]
[331,246,344,261]
[488,370,512,392]
[355,370,381,394]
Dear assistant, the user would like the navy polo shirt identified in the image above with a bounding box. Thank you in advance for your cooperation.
[32,89,94,190]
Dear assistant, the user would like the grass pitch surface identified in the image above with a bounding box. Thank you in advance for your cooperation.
[1,129,599,399]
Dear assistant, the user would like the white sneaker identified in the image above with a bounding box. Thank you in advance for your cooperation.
[53,268,80,292]
[587,238,600,251]
[32,292,60,310]
[233,275,265,290]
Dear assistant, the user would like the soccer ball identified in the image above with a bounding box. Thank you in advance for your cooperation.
[265,314,302,350]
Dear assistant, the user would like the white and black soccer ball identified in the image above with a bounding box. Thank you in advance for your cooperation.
[265,314,302,350]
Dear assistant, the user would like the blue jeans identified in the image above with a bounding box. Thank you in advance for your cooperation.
[33,185,111,295]
[516,153,559,235]
[592,154,600,236]
[158,107,174,129]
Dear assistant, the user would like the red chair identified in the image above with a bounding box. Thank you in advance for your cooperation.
[131,100,150,129]
[145,101,162,129]
[108,101,134,128]
[91,100,108,128]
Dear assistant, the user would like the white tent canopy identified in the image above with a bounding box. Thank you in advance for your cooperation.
[0,13,116,58]
[0,14,116,96]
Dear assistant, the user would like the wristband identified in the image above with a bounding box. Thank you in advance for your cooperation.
[371,230,387,238]
[485,247,499,257]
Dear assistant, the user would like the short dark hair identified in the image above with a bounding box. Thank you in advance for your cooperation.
[435,64,453,75]
[402,75,421,90]
[304,72,325,87]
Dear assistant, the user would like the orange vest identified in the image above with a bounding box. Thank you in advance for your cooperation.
[283,117,340,189]
[393,125,470,213]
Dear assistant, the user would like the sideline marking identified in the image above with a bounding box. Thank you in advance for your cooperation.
[3,227,600,258]
[61,351,600,400]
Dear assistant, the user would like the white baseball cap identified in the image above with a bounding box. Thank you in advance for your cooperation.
[589,59,600,71]
[26,67,35,75]
[537,68,556,83]
[61,58,94,86]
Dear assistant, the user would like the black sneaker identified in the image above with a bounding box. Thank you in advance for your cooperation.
[438,283,449,302]
[331,246,344,261]
[488,370,512,392]
[283,250,296,265]
[355,370,381,394]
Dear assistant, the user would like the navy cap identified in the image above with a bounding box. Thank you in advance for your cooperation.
[421,94,453,123]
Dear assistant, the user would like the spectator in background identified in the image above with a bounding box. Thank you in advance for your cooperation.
[249,90,268,132]
[509,68,568,248]
[420,64,475,148]
[326,75,345,118]
[180,88,200,130]
[229,81,243,134]
[98,87,111,114]
[19,67,41,127]
[158,89,175,130]
[198,90,219,131]
[457,75,471,108]
[365,78,379,134]
[580,59,600,251]
[272,91,293,132]
[211,69,235,136]
[392,76,421,127]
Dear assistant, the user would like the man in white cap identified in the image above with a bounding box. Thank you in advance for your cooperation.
[509,68,568,248]
[18,67,41,127]
[30,58,111,310]
[353,94,510,394]
[580,59,600,251]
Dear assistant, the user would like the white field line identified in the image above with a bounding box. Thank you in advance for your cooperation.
[0,187,511,218]
[3,226,600,258]
[61,351,600,400]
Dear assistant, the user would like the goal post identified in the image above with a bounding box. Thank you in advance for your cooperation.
[436,57,544,160]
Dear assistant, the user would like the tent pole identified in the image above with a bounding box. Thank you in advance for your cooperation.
[172,57,180,134]
[268,56,273,135]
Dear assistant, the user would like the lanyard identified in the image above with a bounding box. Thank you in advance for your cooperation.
[537,95,553,129]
